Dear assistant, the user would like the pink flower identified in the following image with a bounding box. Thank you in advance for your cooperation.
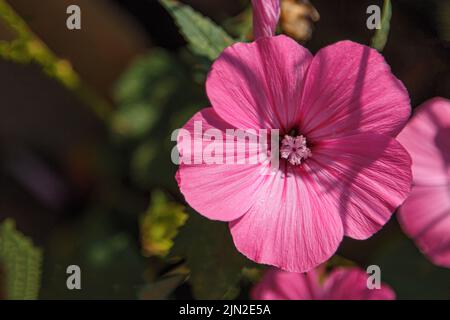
[176,0,412,272]
[251,267,396,300]
[397,97,450,268]
[280,135,311,165]
[251,0,280,39]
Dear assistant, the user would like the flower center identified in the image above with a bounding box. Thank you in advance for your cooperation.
[280,134,311,165]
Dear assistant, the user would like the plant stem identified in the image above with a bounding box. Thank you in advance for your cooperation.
[0,0,113,121]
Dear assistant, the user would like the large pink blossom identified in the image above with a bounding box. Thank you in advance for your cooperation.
[397,97,450,268]
[251,267,396,300]
[176,0,412,272]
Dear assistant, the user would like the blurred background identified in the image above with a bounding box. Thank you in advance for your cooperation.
[0,0,449,299]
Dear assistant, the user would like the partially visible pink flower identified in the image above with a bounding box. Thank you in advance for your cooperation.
[176,1,412,272]
[252,0,280,39]
[252,267,396,300]
[397,97,450,268]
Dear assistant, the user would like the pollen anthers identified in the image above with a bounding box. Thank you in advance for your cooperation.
[280,134,311,165]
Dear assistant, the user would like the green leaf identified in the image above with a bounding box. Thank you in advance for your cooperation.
[370,0,392,52]
[241,266,264,284]
[222,6,253,41]
[170,212,251,299]
[0,219,43,300]
[0,260,5,299]
[139,273,186,300]
[113,48,206,191]
[326,255,356,269]
[40,211,147,299]
[112,49,185,138]
[140,191,188,258]
[130,140,158,185]
[372,233,450,299]
[437,0,450,42]
[159,0,234,60]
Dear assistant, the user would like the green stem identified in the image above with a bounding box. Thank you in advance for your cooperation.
[370,0,392,52]
[0,0,113,121]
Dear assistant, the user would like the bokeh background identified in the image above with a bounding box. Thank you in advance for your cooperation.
[0,0,449,299]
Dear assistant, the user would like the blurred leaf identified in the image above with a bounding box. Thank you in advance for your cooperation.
[241,267,264,284]
[222,6,253,41]
[178,48,211,85]
[370,0,392,52]
[140,191,187,257]
[372,232,450,299]
[139,273,186,300]
[0,219,42,300]
[159,0,234,60]
[113,49,184,138]
[115,50,179,107]
[0,0,111,120]
[437,1,450,42]
[130,141,158,186]
[40,211,147,299]
[170,213,251,299]
[87,234,130,268]
[112,103,159,138]
[113,48,206,190]
[0,1,77,87]
[326,255,356,269]
[0,262,5,299]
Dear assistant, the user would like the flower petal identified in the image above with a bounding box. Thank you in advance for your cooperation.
[398,184,450,268]
[229,163,343,273]
[309,133,412,239]
[251,268,321,300]
[207,35,313,131]
[324,267,396,300]
[251,0,280,39]
[397,97,450,186]
[252,266,396,300]
[176,108,268,221]
[299,41,410,140]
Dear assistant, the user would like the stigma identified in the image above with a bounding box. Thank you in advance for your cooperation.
[280,134,311,165]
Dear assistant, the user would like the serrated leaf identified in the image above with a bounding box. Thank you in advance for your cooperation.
[170,212,251,299]
[0,219,42,300]
[140,191,188,258]
[370,0,392,52]
[160,0,234,60]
